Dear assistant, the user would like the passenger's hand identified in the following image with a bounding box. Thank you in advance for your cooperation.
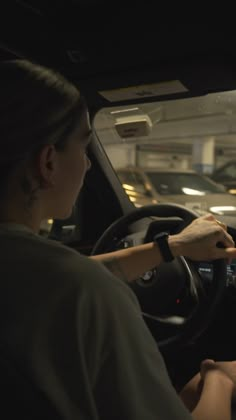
[169,214,236,261]
[180,358,236,410]
[200,359,236,399]
[179,372,203,411]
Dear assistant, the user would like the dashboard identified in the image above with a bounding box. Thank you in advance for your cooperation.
[198,259,236,288]
[196,225,236,288]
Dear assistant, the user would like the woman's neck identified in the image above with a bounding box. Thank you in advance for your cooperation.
[0,201,42,234]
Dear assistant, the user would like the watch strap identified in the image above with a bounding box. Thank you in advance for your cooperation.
[153,232,174,262]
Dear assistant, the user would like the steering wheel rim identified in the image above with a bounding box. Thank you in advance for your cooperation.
[91,203,227,352]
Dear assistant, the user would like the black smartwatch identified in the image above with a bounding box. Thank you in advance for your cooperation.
[153,232,174,262]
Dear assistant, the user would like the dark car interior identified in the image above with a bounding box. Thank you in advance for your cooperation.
[2,0,236,402]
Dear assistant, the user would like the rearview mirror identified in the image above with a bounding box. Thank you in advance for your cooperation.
[115,115,152,138]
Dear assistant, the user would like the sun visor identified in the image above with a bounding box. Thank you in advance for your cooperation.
[115,115,152,138]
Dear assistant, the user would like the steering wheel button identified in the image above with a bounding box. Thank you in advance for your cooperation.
[140,271,153,282]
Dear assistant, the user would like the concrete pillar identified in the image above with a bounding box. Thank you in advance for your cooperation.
[192,137,215,175]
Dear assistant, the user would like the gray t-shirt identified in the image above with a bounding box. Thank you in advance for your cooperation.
[0,225,192,419]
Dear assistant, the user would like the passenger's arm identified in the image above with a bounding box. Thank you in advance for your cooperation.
[91,214,236,283]
[180,360,236,420]
[191,370,233,420]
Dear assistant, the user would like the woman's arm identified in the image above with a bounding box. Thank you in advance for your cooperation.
[91,214,236,283]
[91,241,164,283]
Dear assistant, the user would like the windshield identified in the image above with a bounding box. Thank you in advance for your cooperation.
[94,87,236,214]
[146,172,225,195]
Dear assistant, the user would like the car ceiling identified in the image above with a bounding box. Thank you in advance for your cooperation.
[1,1,236,113]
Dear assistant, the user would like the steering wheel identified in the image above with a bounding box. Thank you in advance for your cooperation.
[91,203,227,353]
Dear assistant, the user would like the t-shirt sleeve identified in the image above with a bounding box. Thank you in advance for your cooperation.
[76,259,192,420]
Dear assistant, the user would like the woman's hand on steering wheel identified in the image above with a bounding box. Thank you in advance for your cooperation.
[169,213,235,261]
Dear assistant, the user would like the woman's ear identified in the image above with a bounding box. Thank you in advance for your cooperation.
[34,144,57,188]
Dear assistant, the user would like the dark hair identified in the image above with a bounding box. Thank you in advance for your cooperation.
[0,59,86,200]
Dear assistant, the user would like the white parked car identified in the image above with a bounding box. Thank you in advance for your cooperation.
[116,167,236,220]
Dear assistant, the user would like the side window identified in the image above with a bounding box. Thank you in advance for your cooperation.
[39,219,54,237]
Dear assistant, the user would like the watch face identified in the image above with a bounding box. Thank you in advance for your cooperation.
[154,232,169,240]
